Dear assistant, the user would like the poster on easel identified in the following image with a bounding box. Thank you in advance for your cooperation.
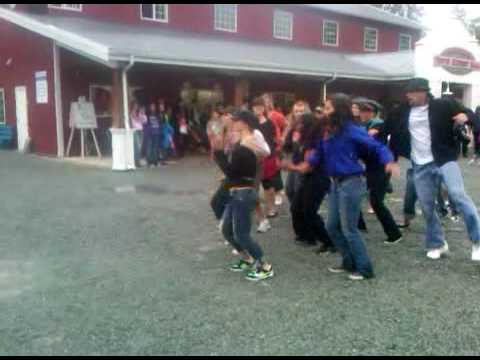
[66,97,101,158]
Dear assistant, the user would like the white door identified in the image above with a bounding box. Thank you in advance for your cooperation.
[15,86,29,152]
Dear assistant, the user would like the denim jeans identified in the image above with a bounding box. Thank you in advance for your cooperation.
[210,180,231,221]
[326,176,374,277]
[222,188,264,261]
[133,130,143,166]
[145,134,160,166]
[413,161,480,249]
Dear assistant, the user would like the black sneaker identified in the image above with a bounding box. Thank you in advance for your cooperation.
[384,236,403,245]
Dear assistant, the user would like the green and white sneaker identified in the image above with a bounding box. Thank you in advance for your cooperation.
[245,267,274,281]
[229,260,255,272]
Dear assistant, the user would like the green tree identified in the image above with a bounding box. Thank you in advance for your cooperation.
[452,4,476,35]
[370,4,424,21]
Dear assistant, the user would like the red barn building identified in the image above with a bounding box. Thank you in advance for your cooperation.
[0,4,422,158]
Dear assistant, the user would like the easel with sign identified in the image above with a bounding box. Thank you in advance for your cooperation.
[66,97,102,158]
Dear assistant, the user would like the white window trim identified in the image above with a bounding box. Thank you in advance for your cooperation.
[273,10,293,41]
[48,4,83,12]
[322,20,339,47]
[0,88,5,125]
[364,27,378,52]
[139,4,169,23]
[399,33,412,51]
[214,4,238,33]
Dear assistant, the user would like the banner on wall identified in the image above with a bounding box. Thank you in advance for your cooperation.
[35,71,48,104]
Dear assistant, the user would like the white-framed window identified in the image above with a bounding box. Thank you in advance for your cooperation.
[48,4,82,11]
[399,33,412,51]
[214,4,237,33]
[0,88,5,124]
[140,4,168,23]
[273,10,293,40]
[323,20,339,47]
[364,27,378,52]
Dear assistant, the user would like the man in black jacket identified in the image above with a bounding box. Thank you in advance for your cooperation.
[385,78,480,261]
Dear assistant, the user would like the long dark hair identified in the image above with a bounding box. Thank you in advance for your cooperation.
[327,93,353,132]
[301,113,328,148]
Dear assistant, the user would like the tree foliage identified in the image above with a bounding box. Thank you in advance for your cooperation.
[370,4,424,21]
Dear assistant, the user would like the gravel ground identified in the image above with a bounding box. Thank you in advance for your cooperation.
[1,151,480,356]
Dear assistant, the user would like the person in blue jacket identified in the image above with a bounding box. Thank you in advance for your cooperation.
[284,93,399,281]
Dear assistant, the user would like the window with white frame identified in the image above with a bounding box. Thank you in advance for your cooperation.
[399,33,412,51]
[214,4,237,32]
[323,20,339,46]
[0,89,5,124]
[273,10,293,40]
[141,4,168,22]
[48,4,82,11]
[364,27,378,52]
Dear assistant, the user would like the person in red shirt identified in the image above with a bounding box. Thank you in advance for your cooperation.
[262,93,285,206]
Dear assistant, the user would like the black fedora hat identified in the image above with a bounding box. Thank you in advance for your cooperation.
[406,78,430,92]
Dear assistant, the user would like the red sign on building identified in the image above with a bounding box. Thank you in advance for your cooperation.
[434,47,480,75]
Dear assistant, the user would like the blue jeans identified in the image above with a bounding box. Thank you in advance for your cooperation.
[326,176,374,277]
[134,130,143,166]
[222,188,264,261]
[145,134,160,166]
[413,161,480,250]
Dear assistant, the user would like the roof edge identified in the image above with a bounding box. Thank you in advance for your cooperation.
[0,8,111,63]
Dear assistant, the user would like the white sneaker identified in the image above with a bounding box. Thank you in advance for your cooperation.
[231,249,239,256]
[275,195,283,206]
[472,244,480,261]
[426,242,449,260]
[257,219,272,233]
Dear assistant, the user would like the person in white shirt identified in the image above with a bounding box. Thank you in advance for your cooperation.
[386,78,480,262]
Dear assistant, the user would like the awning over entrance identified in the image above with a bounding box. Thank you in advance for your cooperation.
[0,8,415,81]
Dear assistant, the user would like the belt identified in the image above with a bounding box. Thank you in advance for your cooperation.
[330,174,361,185]
[229,187,254,193]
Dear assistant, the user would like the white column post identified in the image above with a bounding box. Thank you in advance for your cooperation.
[53,42,65,158]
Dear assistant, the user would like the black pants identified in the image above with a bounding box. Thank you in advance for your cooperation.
[474,131,480,156]
[367,170,402,241]
[291,174,332,246]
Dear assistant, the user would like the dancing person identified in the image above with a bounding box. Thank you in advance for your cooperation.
[470,106,480,165]
[214,110,274,281]
[282,112,334,252]
[286,94,398,280]
[386,78,480,261]
[358,99,403,244]
[263,93,286,206]
[252,97,280,231]
[283,100,311,205]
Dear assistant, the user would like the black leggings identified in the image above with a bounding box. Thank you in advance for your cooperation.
[290,175,332,245]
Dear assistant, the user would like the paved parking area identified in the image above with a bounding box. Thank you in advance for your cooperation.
[1,151,480,355]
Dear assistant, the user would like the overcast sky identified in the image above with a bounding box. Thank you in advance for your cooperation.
[421,4,480,27]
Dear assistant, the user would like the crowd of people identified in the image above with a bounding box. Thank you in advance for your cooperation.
[208,77,480,282]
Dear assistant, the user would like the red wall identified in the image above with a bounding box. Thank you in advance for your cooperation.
[44,4,420,53]
[0,20,57,155]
